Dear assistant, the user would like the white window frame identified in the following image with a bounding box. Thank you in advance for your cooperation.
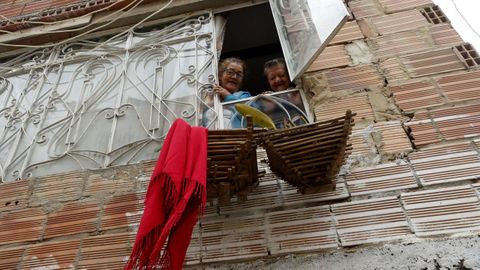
[269,0,350,81]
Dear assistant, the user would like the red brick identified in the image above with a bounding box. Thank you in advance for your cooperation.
[23,239,80,270]
[0,180,29,212]
[314,94,375,122]
[431,24,463,46]
[370,10,429,35]
[406,120,442,146]
[350,128,374,156]
[202,215,266,262]
[427,104,480,142]
[379,0,432,13]
[0,1,14,7]
[409,143,480,186]
[391,80,445,112]
[401,186,480,236]
[280,178,350,207]
[0,245,27,269]
[85,168,136,197]
[47,0,83,9]
[100,192,144,231]
[307,45,352,72]
[332,197,412,246]
[0,208,45,245]
[78,233,133,270]
[330,20,364,44]
[379,57,410,82]
[437,116,480,141]
[218,174,282,214]
[370,31,432,60]
[357,19,376,38]
[267,206,338,254]
[407,105,480,146]
[438,70,480,102]
[404,47,466,77]
[412,111,431,121]
[348,0,384,19]
[345,161,417,195]
[0,4,24,18]
[140,160,156,177]
[428,103,480,119]
[20,1,50,15]
[373,121,413,154]
[30,171,85,206]
[325,65,384,92]
[44,201,99,239]
[380,47,466,81]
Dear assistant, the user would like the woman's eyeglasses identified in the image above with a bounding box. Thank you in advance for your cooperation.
[223,68,244,78]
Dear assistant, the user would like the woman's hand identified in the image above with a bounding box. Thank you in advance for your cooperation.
[213,84,231,99]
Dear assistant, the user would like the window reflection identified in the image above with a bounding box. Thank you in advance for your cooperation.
[220,89,310,129]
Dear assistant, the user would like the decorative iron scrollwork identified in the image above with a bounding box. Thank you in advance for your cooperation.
[0,12,217,181]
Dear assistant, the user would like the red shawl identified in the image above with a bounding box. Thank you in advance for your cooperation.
[125,119,207,270]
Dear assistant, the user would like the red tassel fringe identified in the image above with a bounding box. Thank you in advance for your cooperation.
[125,173,206,270]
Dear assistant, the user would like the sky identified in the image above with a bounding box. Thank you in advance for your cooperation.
[433,0,480,51]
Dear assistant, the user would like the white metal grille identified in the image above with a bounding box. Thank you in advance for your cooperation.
[0,13,217,182]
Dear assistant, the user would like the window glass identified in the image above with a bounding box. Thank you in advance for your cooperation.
[220,89,311,129]
[269,0,349,80]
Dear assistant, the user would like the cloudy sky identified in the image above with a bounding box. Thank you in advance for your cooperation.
[433,0,480,51]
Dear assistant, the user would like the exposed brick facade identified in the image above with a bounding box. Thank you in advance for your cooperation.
[1,0,480,269]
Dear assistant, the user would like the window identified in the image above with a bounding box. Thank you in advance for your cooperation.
[214,0,348,128]
[0,0,348,181]
[270,0,350,80]
[220,89,311,129]
[0,12,216,181]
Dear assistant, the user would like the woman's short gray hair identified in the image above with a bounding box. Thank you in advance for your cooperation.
[263,57,286,76]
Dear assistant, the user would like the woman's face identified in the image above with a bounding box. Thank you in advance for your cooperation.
[267,65,290,92]
[220,62,244,93]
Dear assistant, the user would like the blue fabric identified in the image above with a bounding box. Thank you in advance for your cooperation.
[223,90,251,102]
[223,90,251,128]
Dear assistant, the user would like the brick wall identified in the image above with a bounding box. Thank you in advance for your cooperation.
[1,0,480,269]
[0,0,128,31]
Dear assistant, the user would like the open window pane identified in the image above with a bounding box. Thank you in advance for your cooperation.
[220,89,311,129]
[269,0,349,80]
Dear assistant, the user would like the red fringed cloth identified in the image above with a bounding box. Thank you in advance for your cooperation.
[125,119,207,270]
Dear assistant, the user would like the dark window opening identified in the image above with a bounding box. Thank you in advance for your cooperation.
[219,3,284,96]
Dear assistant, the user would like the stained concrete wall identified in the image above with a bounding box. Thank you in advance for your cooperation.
[202,236,480,270]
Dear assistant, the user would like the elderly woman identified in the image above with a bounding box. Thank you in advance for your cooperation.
[203,57,251,128]
[263,57,293,92]
[215,57,251,101]
[261,57,306,128]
